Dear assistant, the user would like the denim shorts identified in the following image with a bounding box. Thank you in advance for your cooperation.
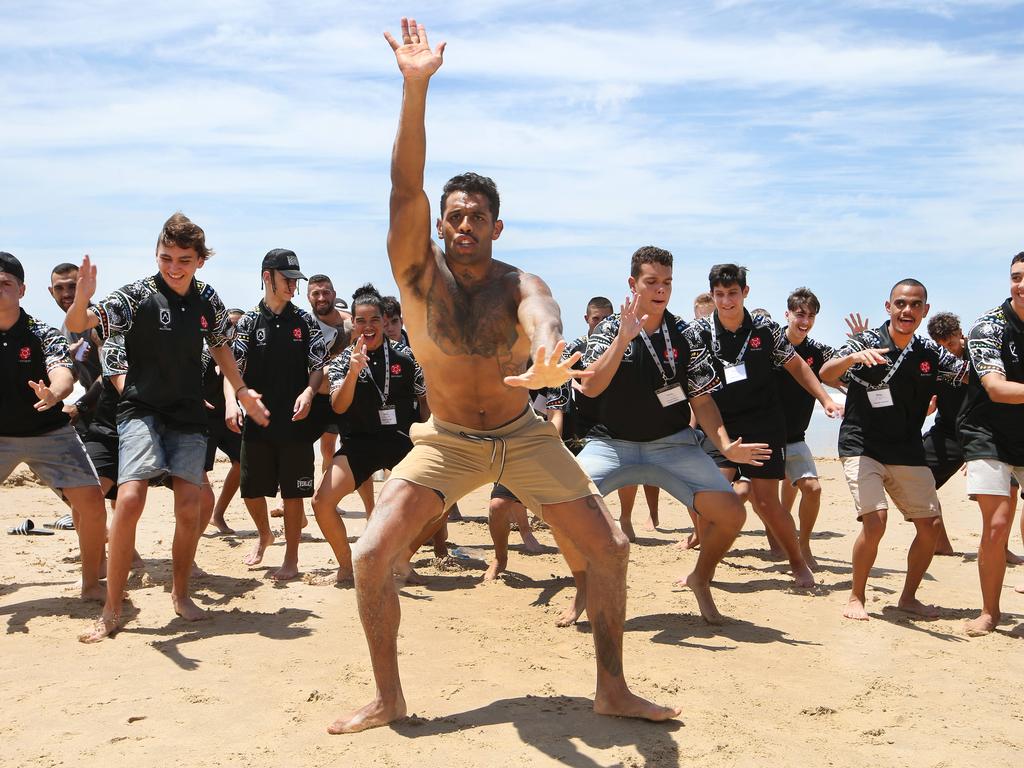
[576,427,733,511]
[117,414,207,487]
[784,441,818,485]
[0,425,99,490]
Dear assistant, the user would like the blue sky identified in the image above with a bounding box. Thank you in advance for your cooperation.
[4,0,1023,347]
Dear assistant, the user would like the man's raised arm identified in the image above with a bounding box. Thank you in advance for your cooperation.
[384,18,446,284]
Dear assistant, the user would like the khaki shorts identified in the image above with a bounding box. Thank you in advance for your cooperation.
[841,455,940,521]
[390,407,599,516]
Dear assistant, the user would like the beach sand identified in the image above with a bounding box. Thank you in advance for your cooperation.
[2,459,1021,767]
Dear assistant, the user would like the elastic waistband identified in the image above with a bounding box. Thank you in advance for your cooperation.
[432,406,538,439]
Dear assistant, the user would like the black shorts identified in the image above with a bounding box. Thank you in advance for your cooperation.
[204,424,242,472]
[490,483,521,503]
[308,395,342,439]
[923,429,964,490]
[706,443,785,481]
[84,436,118,500]
[240,439,315,499]
[335,431,413,488]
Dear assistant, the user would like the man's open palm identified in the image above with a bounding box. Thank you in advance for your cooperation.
[384,18,445,80]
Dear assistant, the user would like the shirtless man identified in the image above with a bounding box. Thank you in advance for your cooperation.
[327,19,678,734]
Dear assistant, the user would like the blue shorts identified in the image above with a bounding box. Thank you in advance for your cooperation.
[0,425,99,491]
[117,415,207,488]
[784,441,818,485]
[576,427,733,512]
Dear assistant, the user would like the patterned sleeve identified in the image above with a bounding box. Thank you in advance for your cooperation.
[90,280,146,340]
[34,320,72,373]
[303,311,327,373]
[836,331,871,384]
[818,340,838,364]
[680,320,721,397]
[763,317,796,368]
[581,314,620,367]
[202,285,231,348]
[231,312,257,377]
[547,335,586,411]
[328,347,353,394]
[968,309,1006,380]
[930,339,968,386]
[101,334,128,377]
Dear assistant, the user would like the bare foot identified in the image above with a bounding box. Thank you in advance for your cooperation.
[555,591,586,628]
[792,564,815,589]
[643,517,657,532]
[80,582,106,602]
[269,564,300,582]
[766,546,787,561]
[78,612,122,643]
[191,562,208,578]
[327,696,407,734]
[131,551,145,571]
[172,594,207,622]
[965,612,999,637]
[843,596,870,621]
[243,532,275,566]
[270,506,284,518]
[674,532,700,551]
[799,545,819,572]
[483,559,506,582]
[1017,584,1024,594]
[209,518,235,535]
[393,563,426,586]
[1006,550,1024,566]
[519,531,543,554]
[619,517,636,543]
[335,563,354,584]
[677,572,724,624]
[593,689,680,722]
[897,598,940,619]
[934,545,956,556]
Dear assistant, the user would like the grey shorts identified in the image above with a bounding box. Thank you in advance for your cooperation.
[117,414,207,488]
[0,425,99,490]
[965,459,1024,497]
[784,441,818,485]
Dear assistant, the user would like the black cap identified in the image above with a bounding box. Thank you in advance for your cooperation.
[261,248,306,280]
[0,252,24,283]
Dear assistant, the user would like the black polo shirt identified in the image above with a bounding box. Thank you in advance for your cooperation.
[327,339,425,437]
[580,311,719,442]
[776,335,836,444]
[548,333,593,440]
[90,273,230,433]
[838,322,967,465]
[85,334,127,443]
[232,300,326,442]
[691,310,796,445]
[959,300,1024,465]
[0,310,72,437]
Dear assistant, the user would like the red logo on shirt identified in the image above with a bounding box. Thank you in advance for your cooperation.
[293,327,303,340]
[920,361,932,374]
[663,349,679,360]
[18,346,31,361]
[806,356,815,366]
[200,315,208,329]
[750,336,762,349]
[390,364,402,375]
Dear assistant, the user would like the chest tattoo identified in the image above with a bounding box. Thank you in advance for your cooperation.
[425,269,521,362]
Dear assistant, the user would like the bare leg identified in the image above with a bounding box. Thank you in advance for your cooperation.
[643,485,660,530]
[1005,489,1021,563]
[934,517,955,556]
[270,498,305,581]
[432,521,449,558]
[544,496,679,722]
[616,485,638,542]
[750,478,814,587]
[328,480,444,734]
[966,495,1012,636]
[171,479,205,621]
[794,477,822,570]
[675,490,745,624]
[311,457,357,582]
[844,509,886,621]
[357,478,375,517]
[896,516,941,618]
[485,497,513,581]
[242,496,275,566]
[199,473,215,534]
[62,485,106,601]
[319,432,338,478]
[210,461,239,534]
[550,525,588,627]
[510,502,542,552]
[79,479,148,642]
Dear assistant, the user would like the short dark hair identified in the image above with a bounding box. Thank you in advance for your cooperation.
[156,212,213,261]
[927,312,961,341]
[787,287,821,314]
[307,274,332,286]
[1011,251,1024,266]
[440,172,500,219]
[587,296,613,313]
[352,283,383,312]
[380,295,402,318]
[709,264,747,290]
[889,278,927,301]
[630,246,673,278]
[51,262,78,277]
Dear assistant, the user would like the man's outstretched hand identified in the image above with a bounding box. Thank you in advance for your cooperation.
[384,17,446,80]
[504,341,593,390]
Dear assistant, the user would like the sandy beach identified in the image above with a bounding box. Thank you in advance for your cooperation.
[2,458,1021,768]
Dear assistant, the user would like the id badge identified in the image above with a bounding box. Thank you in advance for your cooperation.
[866,387,894,408]
[378,407,397,425]
[724,363,747,385]
[656,384,687,407]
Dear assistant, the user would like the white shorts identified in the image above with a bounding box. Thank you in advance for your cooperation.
[965,458,1024,497]
[784,441,818,485]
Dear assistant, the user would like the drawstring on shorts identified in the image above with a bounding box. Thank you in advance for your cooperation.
[458,432,509,485]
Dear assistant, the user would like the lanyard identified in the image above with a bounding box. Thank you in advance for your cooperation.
[709,317,752,365]
[847,337,915,389]
[638,320,676,385]
[362,341,391,406]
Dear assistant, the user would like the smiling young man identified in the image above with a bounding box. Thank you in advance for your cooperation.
[67,213,270,642]
[820,279,967,621]
[226,249,326,581]
[691,265,841,589]
[958,253,1024,635]
[326,19,678,734]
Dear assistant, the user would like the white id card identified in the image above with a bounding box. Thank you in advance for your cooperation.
[378,407,397,425]
[866,387,894,408]
[656,384,687,407]
[723,363,747,384]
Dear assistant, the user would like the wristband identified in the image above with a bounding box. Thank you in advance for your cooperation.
[235,385,248,398]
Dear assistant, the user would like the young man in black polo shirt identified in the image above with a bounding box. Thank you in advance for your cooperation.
[959,253,1024,635]
[821,279,967,621]
[574,246,771,625]
[776,287,838,569]
[48,262,103,432]
[0,252,106,603]
[68,213,269,642]
[226,249,326,581]
[691,265,842,589]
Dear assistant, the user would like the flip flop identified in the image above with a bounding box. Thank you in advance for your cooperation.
[7,519,54,536]
[44,514,75,530]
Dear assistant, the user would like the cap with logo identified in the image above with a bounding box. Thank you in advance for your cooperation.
[0,252,25,283]
[261,249,307,281]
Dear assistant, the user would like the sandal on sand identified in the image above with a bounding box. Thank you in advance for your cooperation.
[44,514,75,531]
[7,519,54,536]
